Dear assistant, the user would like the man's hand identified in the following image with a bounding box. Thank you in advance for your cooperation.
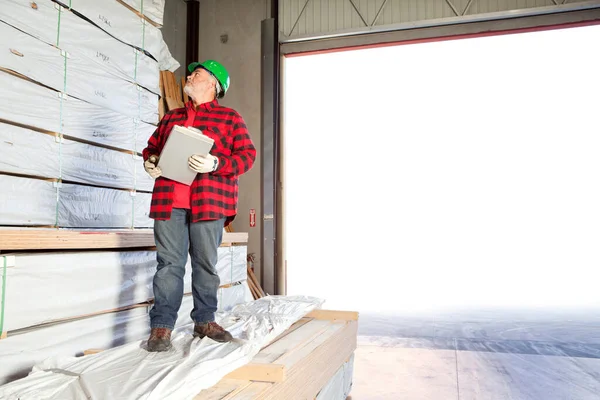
[144,155,162,179]
[189,154,219,173]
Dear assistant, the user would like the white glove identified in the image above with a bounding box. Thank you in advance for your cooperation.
[144,155,162,179]
[189,154,219,173]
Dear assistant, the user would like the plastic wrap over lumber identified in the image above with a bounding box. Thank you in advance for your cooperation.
[63,0,164,60]
[0,21,158,124]
[0,0,158,94]
[0,174,152,228]
[0,296,324,397]
[0,122,154,192]
[0,72,155,153]
[0,286,254,387]
[0,246,248,332]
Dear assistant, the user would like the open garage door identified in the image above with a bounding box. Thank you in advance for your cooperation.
[282,22,600,315]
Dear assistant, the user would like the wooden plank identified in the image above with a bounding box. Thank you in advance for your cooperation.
[242,321,358,400]
[252,320,333,364]
[158,70,166,120]
[225,232,249,243]
[247,279,259,300]
[165,97,181,111]
[114,0,162,28]
[182,77,189,103]
[247,267,265,297]
[83,349,103,356]
[305,309,359,321]
[274,322,345,368]
[195,311,358,398]
[0,229,248,250]
[0,228,155,250]
[268,318,311,345]
[224,363,285,383]
[158,94,165,120]
[172,73,182,104]
[162,71,183,110]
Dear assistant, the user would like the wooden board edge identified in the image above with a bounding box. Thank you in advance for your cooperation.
[0,229,248,250]
[236,320,358,400]
[114,0,162,28]
[83,348,103,356]
[305,309,359,321]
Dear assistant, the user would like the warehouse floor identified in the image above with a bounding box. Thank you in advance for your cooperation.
[349,308,600,399]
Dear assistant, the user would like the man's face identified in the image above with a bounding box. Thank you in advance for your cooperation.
[184,68,214,99]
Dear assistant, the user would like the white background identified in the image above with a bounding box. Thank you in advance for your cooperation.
[283,24,600,313]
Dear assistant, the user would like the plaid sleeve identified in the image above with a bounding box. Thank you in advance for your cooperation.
[142,113,170,162]
[213,113,256,177]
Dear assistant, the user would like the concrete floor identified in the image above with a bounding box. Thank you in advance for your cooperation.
[347,308,600,399]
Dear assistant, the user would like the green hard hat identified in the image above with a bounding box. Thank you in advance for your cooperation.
[188,60,230,98]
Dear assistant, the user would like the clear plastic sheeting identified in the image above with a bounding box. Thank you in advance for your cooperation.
[0,288,251,386]
[0,295,324,399]
[120,0,165,26]
[1,246,247,332]
[0,122,154,192]
[59,183,152,228]
[0,72,155,152]
[216,245,249,288]
[0,174,152,228]
[218,282,254,312]
[316,353,355,400]
[0,307,151,387]
[0,21,158,124]
[0,175,56,226]
[157,37,181,72]
[0,0,159,94]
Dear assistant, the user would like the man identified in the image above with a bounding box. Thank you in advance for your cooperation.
[142,60,256,352]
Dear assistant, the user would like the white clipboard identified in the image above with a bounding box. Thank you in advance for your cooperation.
[156,126,215,185]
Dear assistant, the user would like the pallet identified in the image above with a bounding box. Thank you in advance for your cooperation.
[194,309,358,400]
[0,228,248,250]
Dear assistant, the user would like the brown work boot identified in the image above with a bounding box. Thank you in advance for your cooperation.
[193,322,233,342]
[147,327,172,352]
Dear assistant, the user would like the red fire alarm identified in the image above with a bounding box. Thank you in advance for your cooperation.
[249,209,256,227]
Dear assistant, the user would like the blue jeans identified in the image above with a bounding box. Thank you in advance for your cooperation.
[149,208,225,330]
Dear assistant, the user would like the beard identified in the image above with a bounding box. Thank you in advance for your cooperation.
[183,84,194,100]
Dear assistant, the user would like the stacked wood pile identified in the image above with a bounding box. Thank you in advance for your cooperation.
[159,70,189,118]
[0,0,255,388]
[195,310,357,399]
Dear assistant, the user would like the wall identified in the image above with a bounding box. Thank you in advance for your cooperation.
[198,0,269,279]
[279,0,594,40]
[161,0,188,80]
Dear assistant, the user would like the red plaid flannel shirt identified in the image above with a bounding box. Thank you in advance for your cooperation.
[142,100,256,225]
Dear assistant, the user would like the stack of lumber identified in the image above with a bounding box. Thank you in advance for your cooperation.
[159,70,189,118]
[0,0,255,389]
[0,235,253,385]
[0,297,348,398]
[195,310,358,399]
[0,0,178,230]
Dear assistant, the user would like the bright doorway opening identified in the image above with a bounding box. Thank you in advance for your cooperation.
[283,24,600,318]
